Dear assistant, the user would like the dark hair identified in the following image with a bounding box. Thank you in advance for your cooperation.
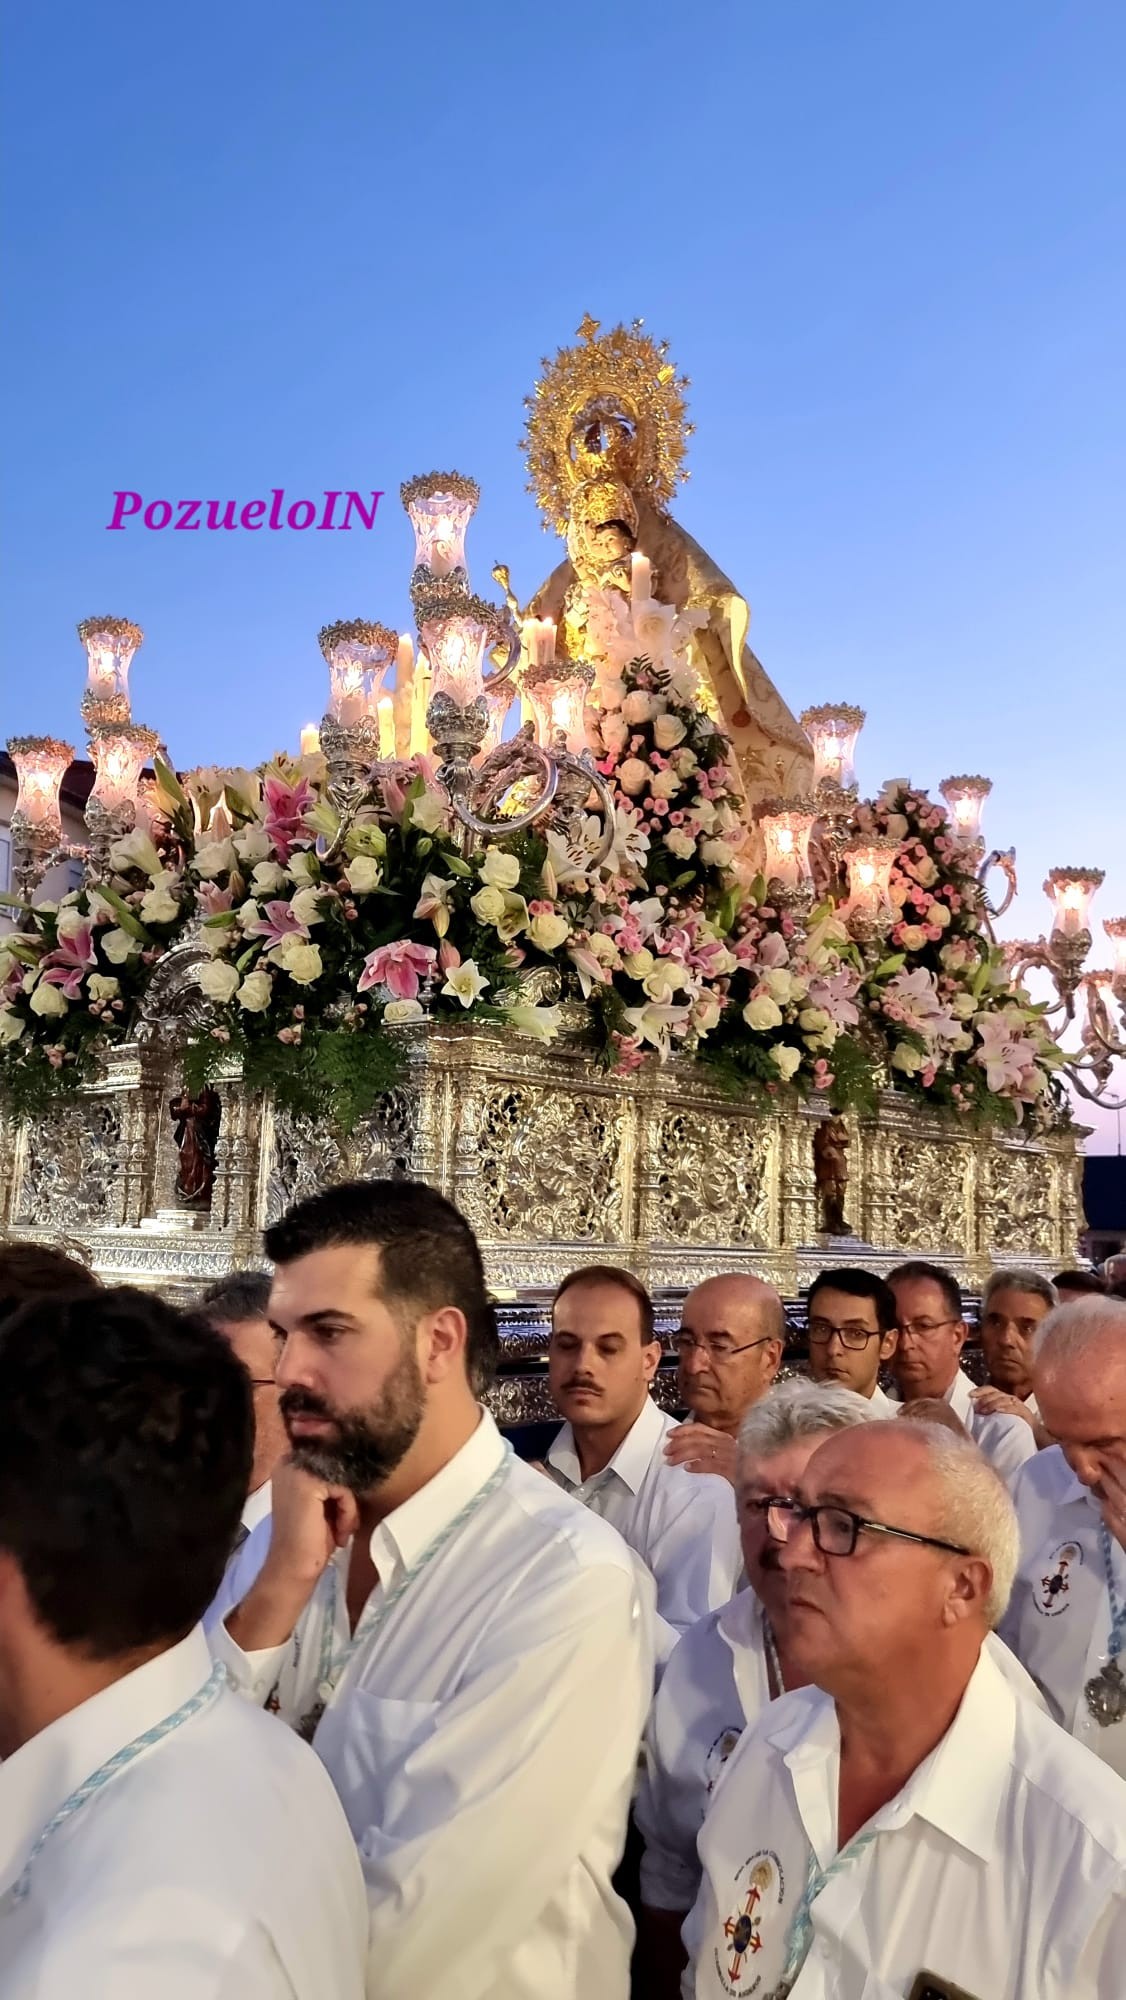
[552,1264,656,1343]
[1052,1269,1107,1297]
[807,1267,897,1336]
[264,1180,499,1392]
[0,1287,251,1658]
[200,1269,273,1325]
[887,1260,963,1322]
[0,1241,99,1322]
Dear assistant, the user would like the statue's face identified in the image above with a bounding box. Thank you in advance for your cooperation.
[589,520,633,562]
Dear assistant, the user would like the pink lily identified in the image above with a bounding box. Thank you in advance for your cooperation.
[247,900,310,949]
[358,939,437,1000]
[263,774,316,861]
[197,881,234,915]
[40,924,96,999]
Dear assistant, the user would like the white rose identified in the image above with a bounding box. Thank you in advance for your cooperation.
[692,800,718,833]
[798,1007,830,1034]
[599,713,631,755]
[383,998,425,1024]
[891,1042,926,1074]
[232,825,272,866]
[288,887,324,927]
[653,713,687,751]
[771,1043,802,1081]
[618,758,649,796]
[744,993,784,1032]
[664,830,697,860]
[345,856,381,895]
[623,948,655,978]
[598,677,626,711]
[277,941,323,984]
[251,860,288,896]
[140,886,181,925]
[0,1008,25,1045]
[930,902,952,930]
[55,907,90,941]
[233,970,270,1011]
[194,838,237,880]
[671,747,699,778]
[287,852,319,885]
[529,912,571,952]
[479,847,521,890]
[622,690,657,725]
[203,919,237,956]
[87,974,120,1003]
[699,838,735,869]
[198,960,241,1004]
[643,963,684,1001]
[238,898,262,931]
[587,932,622,968]
[30,981,68,1018]
[694,994,722,1034]
[951,992,977,1020]
[763,968,795,1004]
[101,928,140,965]
[471,885,507,925]
[650,769,682,800]
[914,855,939,888]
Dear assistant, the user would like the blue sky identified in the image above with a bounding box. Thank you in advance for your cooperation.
[3,1,1123,1141]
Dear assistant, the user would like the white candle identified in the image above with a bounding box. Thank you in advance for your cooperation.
[396,632,414,677]
[300,723,320,757]
[377,695,396,759]
[630,551,651,605]
[409,656,432,756]
[541,618,556,664]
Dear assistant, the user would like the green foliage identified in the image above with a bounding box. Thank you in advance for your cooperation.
[183,1018,404,1134]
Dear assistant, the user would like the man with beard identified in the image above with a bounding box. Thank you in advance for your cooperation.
[634,1381,880,2000]
[210,1180,654,2000]
[683,1422,1126,1999]
[663,1276,786,1484]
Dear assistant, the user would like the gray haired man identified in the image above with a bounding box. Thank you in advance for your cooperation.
[972,1267,1056,1444]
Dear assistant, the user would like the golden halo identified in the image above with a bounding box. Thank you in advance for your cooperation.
[522,315,691,534]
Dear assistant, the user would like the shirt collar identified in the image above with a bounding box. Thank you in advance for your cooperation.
[369,1407,506,1579]
[768,1644,1014,1868]
[0,1625,214,1899]
[241,1479,273,1535]
[944,1366,975,1420]
[546,1394,665,1498]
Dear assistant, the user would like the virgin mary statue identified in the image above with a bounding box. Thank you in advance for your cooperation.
[505,316,813,808]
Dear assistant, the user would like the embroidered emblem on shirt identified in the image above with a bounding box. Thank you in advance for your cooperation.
[1033,1540,1083,1616]
[715,1851,785,1997]
[704,1724,744,1800]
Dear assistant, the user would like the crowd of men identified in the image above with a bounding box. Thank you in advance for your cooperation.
[0,1205,1125,1998]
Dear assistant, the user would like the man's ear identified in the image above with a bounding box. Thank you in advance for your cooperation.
[642,1340,662,1386]
[421,1306,469,1383]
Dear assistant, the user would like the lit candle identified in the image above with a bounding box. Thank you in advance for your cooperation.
[377,695,396,760]
[630,552,651,606]
[541,618,556,664]
[300,723,321,757]
[396,632,414,678]
[409,655,432,756]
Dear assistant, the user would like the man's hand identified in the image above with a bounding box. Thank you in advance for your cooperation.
[227,1458,359,1654]
[971,1386,1036,1428]
[663,1423,737,1484]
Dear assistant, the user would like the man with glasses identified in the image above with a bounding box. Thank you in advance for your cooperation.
[664,1276,785,1486]
[544,1265,741,1660]
[888,1259,1036,1484]
[804,1268,898,1410]
[683,1419,1126,1999]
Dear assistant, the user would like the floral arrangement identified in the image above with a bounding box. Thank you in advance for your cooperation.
[0,594,1067,1134]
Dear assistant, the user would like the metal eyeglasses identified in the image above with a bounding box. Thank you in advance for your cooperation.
[748,1494,972,1559]
[672,1332,775,1364]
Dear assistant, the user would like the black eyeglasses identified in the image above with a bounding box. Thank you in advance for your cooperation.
[807,1317,883,1351]
[748,1495,971,1559]
[672,1332,775,1363]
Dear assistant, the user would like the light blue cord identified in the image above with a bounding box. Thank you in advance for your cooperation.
[774,1829,879,1993]
[14,1659,228,1901]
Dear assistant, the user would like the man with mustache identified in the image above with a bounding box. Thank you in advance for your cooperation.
[663,1275,786,1485]
[683,1421,1126,1999]
[210,1180,654,2000]
[1000,1297,1126,1778]
[545,1266,740,1662]
[635,1380,879,2000]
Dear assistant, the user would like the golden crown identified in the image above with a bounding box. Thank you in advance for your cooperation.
[521,315,692,534]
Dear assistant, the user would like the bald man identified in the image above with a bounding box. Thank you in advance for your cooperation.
[664,1276,785,1484]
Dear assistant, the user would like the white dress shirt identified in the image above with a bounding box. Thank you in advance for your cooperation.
[638,1590,1046,1919]
[546,1397,741,1662]
[892,1365,1037,1482]
[211,1411,655,2000]
[1001,1443,1126,1776]
[241,1478,273,1539]
[0,1626,367,2000]
[683,1645,1126,1999]
[637,1588,769,1914]
[867,1382,897,1414]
